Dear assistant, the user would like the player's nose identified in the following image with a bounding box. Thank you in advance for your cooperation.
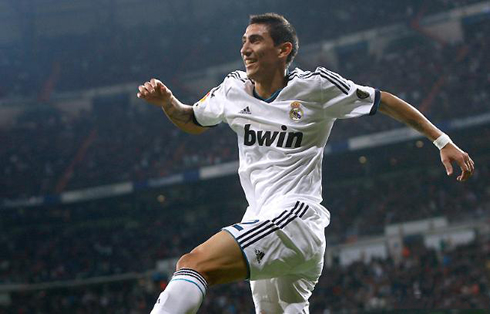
[240,43,252,58]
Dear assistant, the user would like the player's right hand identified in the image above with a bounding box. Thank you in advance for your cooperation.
[137,78,173,108]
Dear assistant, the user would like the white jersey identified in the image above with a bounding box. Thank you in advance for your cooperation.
[193,67,380,226]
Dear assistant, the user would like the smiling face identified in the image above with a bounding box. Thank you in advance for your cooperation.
[240,23,288,83]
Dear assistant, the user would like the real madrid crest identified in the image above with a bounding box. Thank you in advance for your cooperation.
[289,101,304,121]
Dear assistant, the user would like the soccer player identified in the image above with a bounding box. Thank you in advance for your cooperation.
[137,13,474,314]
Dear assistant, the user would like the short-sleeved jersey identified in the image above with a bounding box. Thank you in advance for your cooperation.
[193,67,380,224]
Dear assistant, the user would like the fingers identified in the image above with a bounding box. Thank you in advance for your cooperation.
[441,157,453,176]
[156,81,165,93]
[137,85,147,98]
[456,152,475,182]
[150,78,166,93]
[137,78,166,99]
[468,156,475,173]
[457,168,471,182]
[150,78,164,90]
[441,146,475,183]
[144,82,155,94]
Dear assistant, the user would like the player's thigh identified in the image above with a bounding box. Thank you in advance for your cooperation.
[251,274,317,314]
[223,214,325,281]
[250,279,281,313]
[177,230,248,286]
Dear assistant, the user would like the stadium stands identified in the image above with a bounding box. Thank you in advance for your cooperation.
[1,1,490,312]
[0,0,485,99]
[2,16,490,198]
[6,237,490,312]
[2,124,489,285]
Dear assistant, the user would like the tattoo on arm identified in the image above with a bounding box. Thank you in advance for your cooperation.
[170,105,193,124]
[163,98,194,125]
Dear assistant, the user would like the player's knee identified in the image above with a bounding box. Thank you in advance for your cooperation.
[176,252,215,285]
[176,252,197,270]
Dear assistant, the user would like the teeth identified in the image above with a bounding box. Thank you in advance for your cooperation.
[245,59,256,65]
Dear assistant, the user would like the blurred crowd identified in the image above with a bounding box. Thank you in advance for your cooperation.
[1,2,490,313]
[6,237,490,313]
[2,17,489,199]
[325,125,490,242]
[0,0,483,99]
[1,182,246,284]
[2,123,489,285]
[331,16,490,139]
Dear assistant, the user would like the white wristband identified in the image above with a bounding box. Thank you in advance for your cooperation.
[433,133,452,150]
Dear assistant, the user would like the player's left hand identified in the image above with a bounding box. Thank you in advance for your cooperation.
[440,142,475,182]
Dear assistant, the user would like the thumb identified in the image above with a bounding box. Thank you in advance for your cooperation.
[442,158,453,176]
[159,83,170,96]
[156,81,164,91]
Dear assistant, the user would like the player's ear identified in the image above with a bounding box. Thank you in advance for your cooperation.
[278,42,293,60]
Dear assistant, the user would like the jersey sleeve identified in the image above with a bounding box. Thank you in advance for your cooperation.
[318,67,381,119]
[192,81,227,127]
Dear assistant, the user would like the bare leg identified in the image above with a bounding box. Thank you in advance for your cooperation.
[177,230,248,285]
[151,230,248,313]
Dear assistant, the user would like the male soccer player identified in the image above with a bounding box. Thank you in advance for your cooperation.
[137,13,474,314]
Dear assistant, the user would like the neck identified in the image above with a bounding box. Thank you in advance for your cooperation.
[253,67,288,99]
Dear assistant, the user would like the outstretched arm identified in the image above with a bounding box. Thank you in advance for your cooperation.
[137,78,207,135]
[379,91,475,182]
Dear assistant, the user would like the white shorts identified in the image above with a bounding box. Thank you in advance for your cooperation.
[222,200,326,313]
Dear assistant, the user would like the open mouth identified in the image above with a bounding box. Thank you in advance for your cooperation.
[245,59,257,66]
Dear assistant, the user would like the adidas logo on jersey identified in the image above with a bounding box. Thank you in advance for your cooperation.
[254,249,265,264]
[244,124,303,148]
[239,106,252,114]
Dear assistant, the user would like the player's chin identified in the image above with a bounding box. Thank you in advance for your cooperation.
[245,68,258,80]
